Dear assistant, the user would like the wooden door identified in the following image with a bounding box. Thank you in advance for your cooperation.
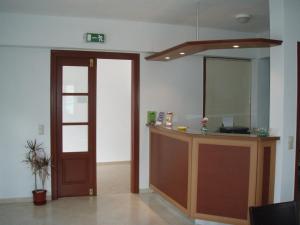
[51,50,140,199]
[55,56,96,197]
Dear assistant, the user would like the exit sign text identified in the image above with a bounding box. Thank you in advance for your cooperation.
[86,33,105,43]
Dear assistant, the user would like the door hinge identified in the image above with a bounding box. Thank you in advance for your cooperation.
[89,188,94,196]
[89,58,94,68]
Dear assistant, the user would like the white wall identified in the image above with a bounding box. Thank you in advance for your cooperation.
[140,54,203,188]
[96,59,131,163]
[251,57,270,129]
[0,13,257,53]
[0,47,51,199]
[269,0,300,202]
[256,58,270,129]
[0,12,260,198]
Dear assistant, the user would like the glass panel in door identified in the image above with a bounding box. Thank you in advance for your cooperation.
[62,66,88,93]
[62,65,89,153]
[63,125,88,152]
[63,96,88,123]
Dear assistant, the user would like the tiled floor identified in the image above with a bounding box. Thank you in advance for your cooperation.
[97,162,130,195]
[0,162,194,225]
[0,193,194,225]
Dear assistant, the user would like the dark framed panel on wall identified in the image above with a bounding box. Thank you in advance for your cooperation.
[203,57,252,132]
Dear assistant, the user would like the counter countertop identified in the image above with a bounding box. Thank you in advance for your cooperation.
[148,125,280,141]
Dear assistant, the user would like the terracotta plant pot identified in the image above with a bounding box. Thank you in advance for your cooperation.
[32,189,47,205]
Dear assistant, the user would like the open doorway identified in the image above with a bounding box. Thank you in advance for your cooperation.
[96,59,131,195]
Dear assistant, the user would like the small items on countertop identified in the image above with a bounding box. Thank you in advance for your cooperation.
[147,111,156,125]
[165,112,174,128]
[220,126,250,134]
[200,117,209,134]
[177,126,187,132]
[252,128,269,137]
[156,112,165,126]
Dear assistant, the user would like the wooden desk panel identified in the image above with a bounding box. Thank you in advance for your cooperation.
[150,129,192,213]
[196,144,250,220]
[149,126,278,224]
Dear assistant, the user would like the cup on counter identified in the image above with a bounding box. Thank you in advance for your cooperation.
[177,126,187,132]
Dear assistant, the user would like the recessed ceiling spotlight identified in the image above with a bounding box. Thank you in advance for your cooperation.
[235,14,252,24]
[233,45,240,48]
[179,52,185,55]
[165,56,170,60]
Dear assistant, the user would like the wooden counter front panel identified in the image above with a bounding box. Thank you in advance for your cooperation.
[150,132,189,209]
[196,144,250,220]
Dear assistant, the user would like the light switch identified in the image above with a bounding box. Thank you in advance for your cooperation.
[288,136,294,150]
[38,124,45,135]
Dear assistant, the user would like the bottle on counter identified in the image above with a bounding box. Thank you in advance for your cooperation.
[165,112,174,128]
[200,117,209,134]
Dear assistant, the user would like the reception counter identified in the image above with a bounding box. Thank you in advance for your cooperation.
[149,126,279,225]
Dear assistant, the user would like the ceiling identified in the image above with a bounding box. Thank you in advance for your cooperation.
[0,0,269,33]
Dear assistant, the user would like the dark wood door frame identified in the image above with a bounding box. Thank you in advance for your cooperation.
[51,50,140,200]
[295,42,300,200]
[203,57,207,116]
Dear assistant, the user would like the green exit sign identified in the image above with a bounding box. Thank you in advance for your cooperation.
[86,33,105,43]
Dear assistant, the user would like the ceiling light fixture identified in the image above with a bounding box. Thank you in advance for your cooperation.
[233,45,240,48]
[179,52,185,55]
[165,56,170,60]
[235,14,252,24]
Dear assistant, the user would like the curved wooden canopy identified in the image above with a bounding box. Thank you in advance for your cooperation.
[145,38,282,61]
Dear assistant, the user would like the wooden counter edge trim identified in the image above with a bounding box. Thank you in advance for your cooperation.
[255,141,276,205]
[191,137,257,224]
[255,140,263,205]
[187,132,193,216]
[149,128,193,216]
[190,138,199,217]
[149,126,280,141]
[150,184,189,216]
[269,141,276,203]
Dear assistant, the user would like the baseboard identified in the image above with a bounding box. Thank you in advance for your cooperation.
[139,188,152,193]
[0,195,52,204]
[194,219,230,225]
[97,161,131,165]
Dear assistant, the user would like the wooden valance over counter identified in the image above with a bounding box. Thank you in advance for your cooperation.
[149,126,279,225]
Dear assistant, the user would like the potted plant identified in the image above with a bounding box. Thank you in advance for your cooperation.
[23,140,51,205]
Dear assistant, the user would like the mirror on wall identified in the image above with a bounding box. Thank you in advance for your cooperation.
[204,57,270,133]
